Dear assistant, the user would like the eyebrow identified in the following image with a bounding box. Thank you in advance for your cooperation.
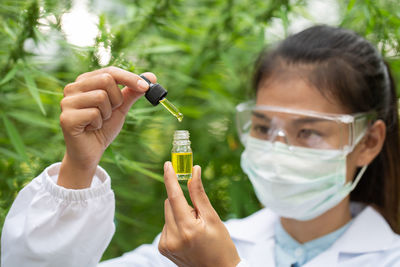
[252,111,328,124]
[252,111,271,122]
[293,117,329,124]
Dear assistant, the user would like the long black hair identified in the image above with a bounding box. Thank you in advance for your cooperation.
[253,25,400,233]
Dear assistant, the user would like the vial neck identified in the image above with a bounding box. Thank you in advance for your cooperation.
[173,140,191,146]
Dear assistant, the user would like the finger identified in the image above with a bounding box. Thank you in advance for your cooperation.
[115,71,157,113]
[158,228,181,266]
[60,108,102,135]
[115,86,144,115]
[61,90,112,120]
[158,225,168,256]
[164,199,179,234]
[138,72,157,85]
[64,73,123,109]
[75,67,157,93]
[159,225,177,262]
[163,161,194,227]
[109,72,158,117]
[116,69,153,113]
[158,224,185,267]
[188,165,216,219]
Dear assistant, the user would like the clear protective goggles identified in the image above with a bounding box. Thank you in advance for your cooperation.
[236,101,376,152]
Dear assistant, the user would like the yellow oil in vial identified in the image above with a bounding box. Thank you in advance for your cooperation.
[171,152,193,180]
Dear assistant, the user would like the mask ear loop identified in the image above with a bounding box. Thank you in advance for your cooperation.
[348,164,368,191]
[346,120,372,191]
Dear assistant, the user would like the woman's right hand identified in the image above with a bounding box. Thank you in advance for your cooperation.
[57,67,156,189]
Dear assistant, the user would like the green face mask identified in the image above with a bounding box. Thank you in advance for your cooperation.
[240,136,368,221]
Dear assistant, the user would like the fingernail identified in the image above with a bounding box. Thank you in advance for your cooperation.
[137,79,149,90]
[164,161,171,172]
[194,165,201,175]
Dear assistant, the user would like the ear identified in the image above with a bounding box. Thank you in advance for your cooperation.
[355,120,386,166]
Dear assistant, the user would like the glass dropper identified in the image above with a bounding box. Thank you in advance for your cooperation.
[159,98,183,122]
[140,75,184,122]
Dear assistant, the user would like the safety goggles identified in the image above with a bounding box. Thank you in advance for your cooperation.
[236,101,376,152]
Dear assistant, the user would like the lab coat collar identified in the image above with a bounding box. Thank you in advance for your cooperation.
[227,203,398,253]
[226,208,278,244]
[305,205,400,267]
[330,205,398,253]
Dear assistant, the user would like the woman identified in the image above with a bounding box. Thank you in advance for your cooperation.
[2,25,400,266]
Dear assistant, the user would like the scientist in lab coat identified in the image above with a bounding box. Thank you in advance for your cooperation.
[2,25,400,267]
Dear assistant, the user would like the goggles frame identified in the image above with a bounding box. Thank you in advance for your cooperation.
[236,101,377,152]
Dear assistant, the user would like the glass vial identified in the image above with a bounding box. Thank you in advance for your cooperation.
[171,130,193,180]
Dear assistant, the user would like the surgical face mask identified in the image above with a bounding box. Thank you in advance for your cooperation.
[240,136,368,221]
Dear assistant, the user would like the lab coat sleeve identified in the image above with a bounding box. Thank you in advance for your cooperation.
[2,163,251,267]
[1,162,115,267]
[99,233,250,267]
[98,234,175,266]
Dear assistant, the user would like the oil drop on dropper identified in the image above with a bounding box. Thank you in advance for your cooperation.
[140,75,183,122]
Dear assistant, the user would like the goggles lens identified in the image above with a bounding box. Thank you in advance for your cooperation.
[236,102,373,151]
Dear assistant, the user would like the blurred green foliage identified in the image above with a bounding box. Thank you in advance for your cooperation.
[0,0,399,260]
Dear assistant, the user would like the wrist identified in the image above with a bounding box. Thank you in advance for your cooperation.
[57,153,98,189]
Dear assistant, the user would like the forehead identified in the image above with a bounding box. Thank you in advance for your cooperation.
[256,73,350,115]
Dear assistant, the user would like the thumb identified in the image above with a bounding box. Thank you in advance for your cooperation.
[117,72,157,115]
[188,165,216,219]
[117,86,144,115]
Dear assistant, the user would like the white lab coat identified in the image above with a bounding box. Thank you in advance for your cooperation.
[2,163,400,267]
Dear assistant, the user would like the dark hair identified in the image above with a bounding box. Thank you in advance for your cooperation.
[253,25,400,233]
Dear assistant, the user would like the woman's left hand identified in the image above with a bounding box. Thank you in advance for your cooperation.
[159,162,241,267]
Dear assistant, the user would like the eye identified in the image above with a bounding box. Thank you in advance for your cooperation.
[252,124,271,138]
[297,128,323,139]
[254,124,269,133]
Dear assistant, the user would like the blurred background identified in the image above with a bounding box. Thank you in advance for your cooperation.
[1,0,399,260]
